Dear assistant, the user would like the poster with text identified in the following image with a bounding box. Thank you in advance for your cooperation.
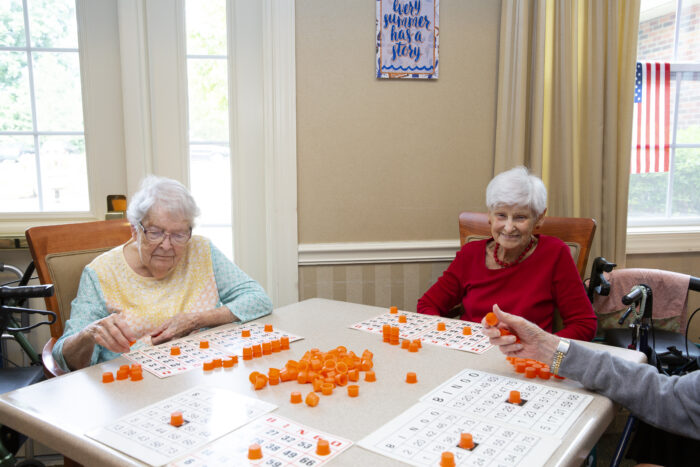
[376,0,439,79]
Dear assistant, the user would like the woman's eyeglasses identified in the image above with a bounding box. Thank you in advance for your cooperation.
[138,222,191,246]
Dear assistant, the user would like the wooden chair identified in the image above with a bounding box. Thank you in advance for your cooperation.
[25,219,132,378]
[445,212,597,323]
[458,212,597,279]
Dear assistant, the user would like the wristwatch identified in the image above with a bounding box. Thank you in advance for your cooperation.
[551,338,570,376]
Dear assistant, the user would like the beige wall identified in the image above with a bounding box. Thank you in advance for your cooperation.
[296,0,501,243]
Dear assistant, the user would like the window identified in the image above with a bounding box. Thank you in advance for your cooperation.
[628,0,700,227]
[0,0,88,213]
[185,0,233,259]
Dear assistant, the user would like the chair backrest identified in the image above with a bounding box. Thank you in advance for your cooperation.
[25,219,133,338]
[458,212,597,279]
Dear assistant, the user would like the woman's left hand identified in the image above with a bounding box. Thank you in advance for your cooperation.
[150,313,201,345]
[149,307,236,345]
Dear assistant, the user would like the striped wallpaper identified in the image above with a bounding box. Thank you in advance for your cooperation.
[298,261,452,312]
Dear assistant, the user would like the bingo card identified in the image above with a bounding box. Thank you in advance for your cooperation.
[86,386,277,466]
[126,322,303,378]
[350,311,493,354]
[359,368,593,466]
[169,414,352,466]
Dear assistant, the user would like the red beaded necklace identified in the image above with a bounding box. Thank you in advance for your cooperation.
[493,236,536,268]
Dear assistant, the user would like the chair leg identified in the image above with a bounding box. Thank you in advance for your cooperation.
[610,415,638,467]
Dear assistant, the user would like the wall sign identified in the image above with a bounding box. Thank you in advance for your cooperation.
[376,0,439,79]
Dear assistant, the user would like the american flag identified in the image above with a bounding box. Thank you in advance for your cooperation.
[631,62,671,174]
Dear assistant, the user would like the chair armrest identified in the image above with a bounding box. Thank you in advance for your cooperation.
[441,303,464,319]
[42,338,67,378]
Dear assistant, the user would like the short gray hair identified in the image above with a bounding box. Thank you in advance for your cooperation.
[126,175,200,227]
[485,166,547,216]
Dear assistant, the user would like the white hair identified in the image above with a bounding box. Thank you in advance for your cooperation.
[126,176,200,227]
[485,166,547,216]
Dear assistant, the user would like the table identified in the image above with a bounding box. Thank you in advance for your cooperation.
[0,298,645,466]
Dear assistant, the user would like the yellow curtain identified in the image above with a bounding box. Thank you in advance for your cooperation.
[494,0,640,269]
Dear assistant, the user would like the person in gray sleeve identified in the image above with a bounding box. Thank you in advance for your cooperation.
[482,305,700,441]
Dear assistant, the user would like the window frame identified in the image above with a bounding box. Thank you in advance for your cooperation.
[626,0,700,253]
[0,0,128,233]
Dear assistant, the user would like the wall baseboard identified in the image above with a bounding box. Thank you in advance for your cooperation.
[298,240,460,265]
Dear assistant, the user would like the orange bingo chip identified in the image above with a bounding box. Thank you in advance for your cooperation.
[222,356,235,368]
[412,339,422,348]
[254,374,268,390]
[405,372,417,384]
[408,341,420,352]
[364,370,376,382]
[459,433,475,450]
[242,346,253,360]
[170,346,181,356]
[102,371,114,383]
[390,306,398,314]
[170,411,184,427]
[271,339,281,352]
[321,383,334,396]
[116,368,129,380]
[290,391,303,404]
[248,443,263,460]
[280,336,290,350]
[398,314,407,323]
[305,391,320,407]
[440,451,456,467]
[264,324,273,332]
[262,341,272,355]
[199,340,209,349]
[347,385,359,397]
[130,368,143,381]
[484,311,498,326]
[347,369,360,382]
[525,367,537,378]
[509,390,522,404]
[437,322,446,331]
[463,326,472,336]
[401,339,410,349]
[212,358,222,368]
[334,373,348,387]
[241,329,251,337]
[316,438,331,456]
[538,368,551,380]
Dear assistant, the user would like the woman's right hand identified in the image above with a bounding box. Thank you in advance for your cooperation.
[85,313,136,354]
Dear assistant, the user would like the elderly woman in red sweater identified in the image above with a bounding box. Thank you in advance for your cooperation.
[417,166,597,341]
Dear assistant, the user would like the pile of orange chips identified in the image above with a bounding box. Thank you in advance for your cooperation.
[248,346,377,406]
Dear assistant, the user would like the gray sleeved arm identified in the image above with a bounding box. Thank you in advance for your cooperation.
[559,342,700,440]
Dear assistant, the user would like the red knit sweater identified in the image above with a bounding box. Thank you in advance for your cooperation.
[417,235,597,340]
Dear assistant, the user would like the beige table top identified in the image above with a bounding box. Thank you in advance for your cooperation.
[0,298,645,466]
